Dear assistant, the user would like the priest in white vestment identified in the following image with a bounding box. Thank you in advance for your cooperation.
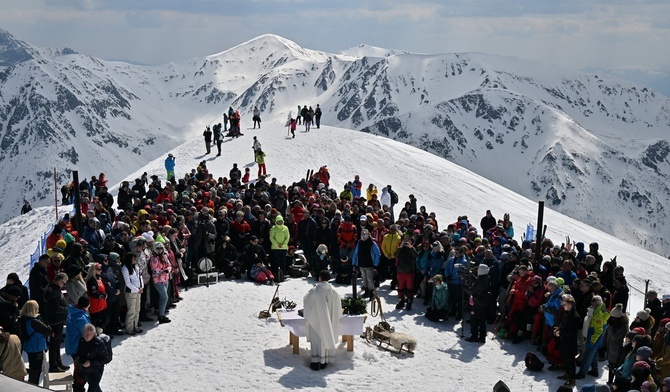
[303,270,342,370]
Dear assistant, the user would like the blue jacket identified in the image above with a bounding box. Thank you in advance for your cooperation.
[66,304,91,355]
[21,316,50,353]
[165,156,176,171]
[444,254,469,285]
[352,241,380,267]
[426,251,445,278]
[543,287,563,327]
[556,270,578,287]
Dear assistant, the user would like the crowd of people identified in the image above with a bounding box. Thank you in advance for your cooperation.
[2,150,670,392]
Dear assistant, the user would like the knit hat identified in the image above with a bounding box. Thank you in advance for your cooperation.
[66,265,82,279]
[532,275,543,284]
[633,327,646,335]
[610,303,624,318]
[64,233,76,244]
[108,252,120,262]
[637,346,653,361]
[664,377,670,391]
[555,277,565,286]
[477,264,490,276]
[636,308,651,321]
[625,331,638,341]
[660,318,670,328]
[633,360,651,370]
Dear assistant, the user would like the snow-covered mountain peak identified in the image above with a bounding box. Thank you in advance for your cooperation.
[209,33,334,65]
[0,27,77,67]
[338,43,411,59]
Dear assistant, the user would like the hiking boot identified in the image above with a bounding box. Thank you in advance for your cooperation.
[49,366,66,373]
[557,374,571,380]
[476,338,486,344]
[58,363,70,371]
[319,363,327,369]
[405,298,413,311]
[309,362,320,371]
[158,316,171,324]
[547,364,563,371]
[395,299,406,310]
[139,315,153,322]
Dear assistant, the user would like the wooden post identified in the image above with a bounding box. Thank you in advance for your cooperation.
[534,201,545,263]
[352,267,357,302]
[72,171,82,236]
[53,167,59,221]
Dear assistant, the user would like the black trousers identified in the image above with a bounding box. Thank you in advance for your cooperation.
[48,322,64,367]
[104,299,121,333]
[470,306,488,339]
[27,351,43,385]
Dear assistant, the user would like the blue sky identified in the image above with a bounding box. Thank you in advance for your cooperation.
[1,0,669,70]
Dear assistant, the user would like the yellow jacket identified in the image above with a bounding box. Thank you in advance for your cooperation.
[381,232,402,259]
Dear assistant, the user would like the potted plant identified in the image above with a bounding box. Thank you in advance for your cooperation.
[341,296,367,315]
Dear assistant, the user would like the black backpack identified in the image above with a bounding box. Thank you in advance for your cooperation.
[99,334,113,364]
[389,189,399,205]
[524,351,544,371]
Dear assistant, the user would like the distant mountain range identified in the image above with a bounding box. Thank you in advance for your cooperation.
[0,28,668,256]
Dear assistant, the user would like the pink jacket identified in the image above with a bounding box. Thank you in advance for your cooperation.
[150,253,172,284]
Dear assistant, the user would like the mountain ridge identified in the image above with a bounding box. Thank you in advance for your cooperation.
[0,28,669,256]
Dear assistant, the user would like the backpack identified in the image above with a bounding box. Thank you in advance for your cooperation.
[99,334,113,364]
[524,351,544,371]
[389,189,399,205]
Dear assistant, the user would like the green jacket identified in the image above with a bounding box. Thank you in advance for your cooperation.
[430,282,449,311]
[587,304,610,346]
[270,223,290,250]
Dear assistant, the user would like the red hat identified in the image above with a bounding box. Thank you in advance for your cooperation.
[632,327,646,335]
[288,246,296,252]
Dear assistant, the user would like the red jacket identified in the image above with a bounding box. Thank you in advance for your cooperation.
[509,272,534,313]
[46,232,62,251]
[87,277,107,314]
[337,222,357,249]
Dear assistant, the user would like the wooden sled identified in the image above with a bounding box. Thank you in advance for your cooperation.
[364,323,416,355]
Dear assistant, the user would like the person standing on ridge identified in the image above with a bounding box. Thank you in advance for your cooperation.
[253,136,262,160]
[203,126,212,155]
[297,105,302,125]
[164,154,176,182]
[289,118,297,138]
[315,104,323,129]
[21,200,32,215]
[255,149,267,178]
[253,106,261,129]
[303,270,341,371]
[303,106,312,132]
